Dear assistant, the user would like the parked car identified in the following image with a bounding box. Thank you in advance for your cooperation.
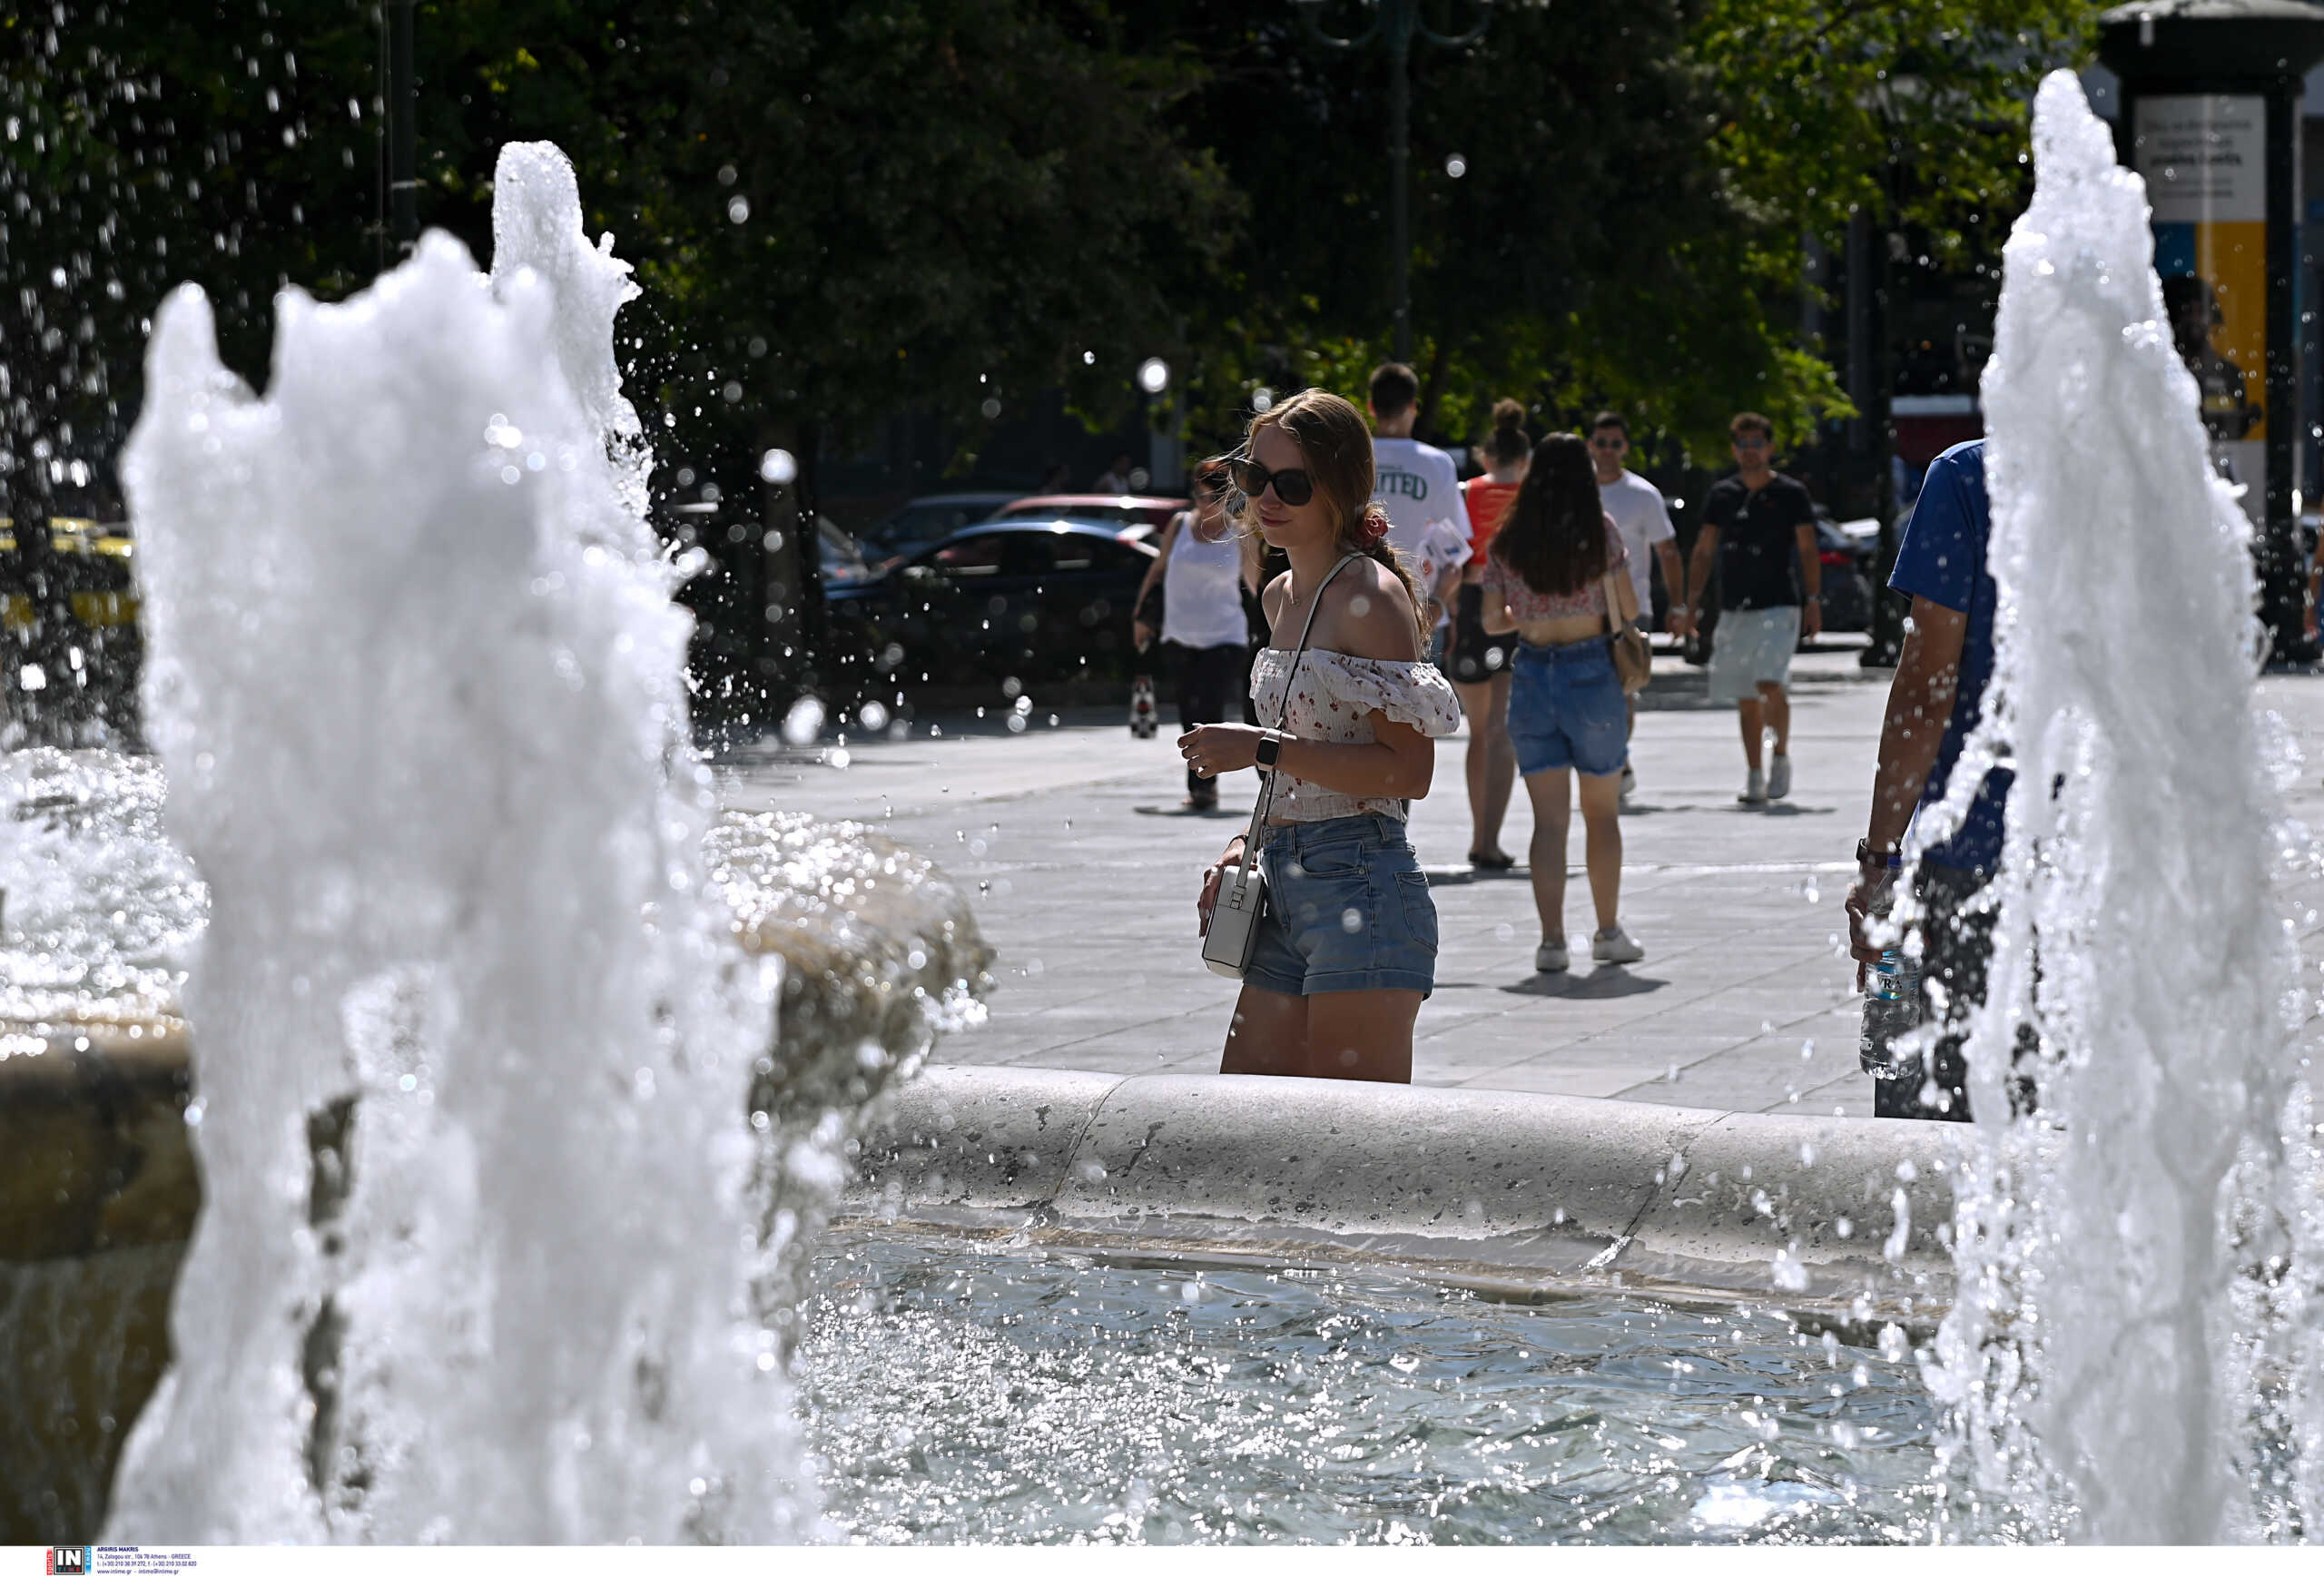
[860,491,1020,563]
[0,515,143,733]
[1813,515,1877,633]
[829,517,1158,685]
[992,493,1189,544]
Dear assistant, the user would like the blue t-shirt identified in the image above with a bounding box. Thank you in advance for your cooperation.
[1889,439,2010,872]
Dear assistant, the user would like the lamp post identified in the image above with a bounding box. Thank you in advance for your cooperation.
[1293,1,1494,364]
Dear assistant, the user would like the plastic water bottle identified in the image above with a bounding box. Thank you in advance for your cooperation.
[1859,949,1922,1075]
[1858,854,1921,1076]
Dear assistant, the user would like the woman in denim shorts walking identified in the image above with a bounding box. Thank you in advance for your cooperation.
[1481,433,1646,973]
[1182,389,1462,1083]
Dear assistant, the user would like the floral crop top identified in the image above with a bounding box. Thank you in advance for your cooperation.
[1247,647,1463,823]
[1481,515,1628,621]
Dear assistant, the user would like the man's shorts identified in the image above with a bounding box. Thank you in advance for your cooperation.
[1506,636,1627,777]
[1707,605,1801,703]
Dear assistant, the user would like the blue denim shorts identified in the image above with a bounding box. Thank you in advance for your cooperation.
[1507,636,1628,777]
[1246,813,1437,997]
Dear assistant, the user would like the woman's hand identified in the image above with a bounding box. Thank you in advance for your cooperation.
[1197,836,1247,934]
[1180,723,1266,779]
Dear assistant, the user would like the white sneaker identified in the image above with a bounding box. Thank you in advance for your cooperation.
[1738,767,1768,804]
[1534,941,1570,973]
[1768,754,1791,801]
[1619,762,1637,799]
[1592,927,1645,964]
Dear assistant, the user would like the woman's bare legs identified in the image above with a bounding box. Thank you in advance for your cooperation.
[1221,983,1307,1075]
[1522,767,1572,946]
[1221,984,1419,1083]
[1576,767,1625,934]
[1454,672,1515,862]
[1302,990,1420,1082]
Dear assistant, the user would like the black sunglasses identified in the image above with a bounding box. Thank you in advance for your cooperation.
[1228,457,1315,508]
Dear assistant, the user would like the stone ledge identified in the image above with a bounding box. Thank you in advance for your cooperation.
[843,1065,1968,1314]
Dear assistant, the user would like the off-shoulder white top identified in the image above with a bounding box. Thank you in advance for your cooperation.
[1248,646,1463,823]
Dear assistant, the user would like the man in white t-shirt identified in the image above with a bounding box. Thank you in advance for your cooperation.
[1590,411,1683,799]
[1366,362,1471,640]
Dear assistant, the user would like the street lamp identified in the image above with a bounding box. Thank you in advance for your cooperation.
[1293,0,1495,364]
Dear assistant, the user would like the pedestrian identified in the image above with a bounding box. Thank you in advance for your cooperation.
[1587,412,1684,800]
[1480,433,1646,971]
[1364,362,1472,655]
[1679,412,1822,803]
[1844,438,2014,1121]
[1133,458,1261,812]
[1448,398,1527,869]
[1186,389,1462,1083]
[1095,451,1137,493]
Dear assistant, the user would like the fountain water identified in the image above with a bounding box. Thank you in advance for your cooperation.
[1924,73,2324,1542]
[101,143,809,1542]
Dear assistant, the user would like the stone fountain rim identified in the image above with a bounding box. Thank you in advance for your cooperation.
[841,1064,1968,1324]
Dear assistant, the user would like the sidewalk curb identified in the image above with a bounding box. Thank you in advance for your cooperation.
[842,1065,1967,1323]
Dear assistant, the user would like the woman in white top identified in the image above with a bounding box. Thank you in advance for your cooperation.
[1133,458,1262,811]
[1182,390,1462,1083]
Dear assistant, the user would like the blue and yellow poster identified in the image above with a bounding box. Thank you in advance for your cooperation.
[2135,94,2269,521]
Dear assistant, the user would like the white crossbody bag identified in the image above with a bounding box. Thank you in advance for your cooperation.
[1200,554,1359,981]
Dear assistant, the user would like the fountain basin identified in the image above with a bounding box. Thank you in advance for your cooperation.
[0,793,992,1543]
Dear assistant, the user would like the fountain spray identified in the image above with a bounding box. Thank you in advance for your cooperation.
[102,144,809,1541]
[1925,73,2322,1542]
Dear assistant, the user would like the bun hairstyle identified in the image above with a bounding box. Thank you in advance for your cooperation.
[1235,387,1427,636]
[1491,431,1610,596]
[1482,398,1529,466]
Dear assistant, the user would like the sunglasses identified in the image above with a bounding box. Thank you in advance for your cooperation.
[1733,437,1770,450]
[1196,471,1231,496]
[1590,436,1627,449]
[1228,457,1315,508]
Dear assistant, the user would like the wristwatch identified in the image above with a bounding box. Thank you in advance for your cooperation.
[1855,838,1898,870]
[1255,732,1284,772]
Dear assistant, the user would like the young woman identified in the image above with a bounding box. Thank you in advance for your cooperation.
[1448,398,1529,869]
[1481,432,1646,972]
[1134,458,1262,811]
[1183,389,1462,1083]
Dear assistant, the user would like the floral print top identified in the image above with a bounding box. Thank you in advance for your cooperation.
[1247,647,1463,823]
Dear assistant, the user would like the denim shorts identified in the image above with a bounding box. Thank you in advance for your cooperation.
[1246,813,1438,997]
[1506,636,1627,777]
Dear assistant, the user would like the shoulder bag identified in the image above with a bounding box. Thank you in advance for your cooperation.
[1200,553,1359,981]
[1601,568,1653,695]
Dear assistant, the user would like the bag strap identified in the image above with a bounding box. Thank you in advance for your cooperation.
[1600,567,1624,640]
[1230,553,1360,878]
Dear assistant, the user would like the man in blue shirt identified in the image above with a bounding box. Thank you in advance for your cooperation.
[1844,439,2014,1120]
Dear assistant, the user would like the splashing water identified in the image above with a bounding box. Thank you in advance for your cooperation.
[103,146,808,1541]
[1924,74,2321,1542]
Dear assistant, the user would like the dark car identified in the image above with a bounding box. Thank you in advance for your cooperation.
[831,518,1158,685]
[860,491,1020,564]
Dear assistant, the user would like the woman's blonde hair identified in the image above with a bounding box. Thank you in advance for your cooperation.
[1225,388,1424,636]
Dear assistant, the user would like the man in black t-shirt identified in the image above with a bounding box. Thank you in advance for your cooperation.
[1679,412,1821,803]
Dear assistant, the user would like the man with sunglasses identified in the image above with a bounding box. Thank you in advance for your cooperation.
[1365,363,1472,649]
[1589,412,1682,799]
[1681,411,1821,804]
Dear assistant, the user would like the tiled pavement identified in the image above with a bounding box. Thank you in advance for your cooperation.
[719,643,2324,1118]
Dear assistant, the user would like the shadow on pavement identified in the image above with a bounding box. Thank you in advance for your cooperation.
[1499,967,1669,999]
